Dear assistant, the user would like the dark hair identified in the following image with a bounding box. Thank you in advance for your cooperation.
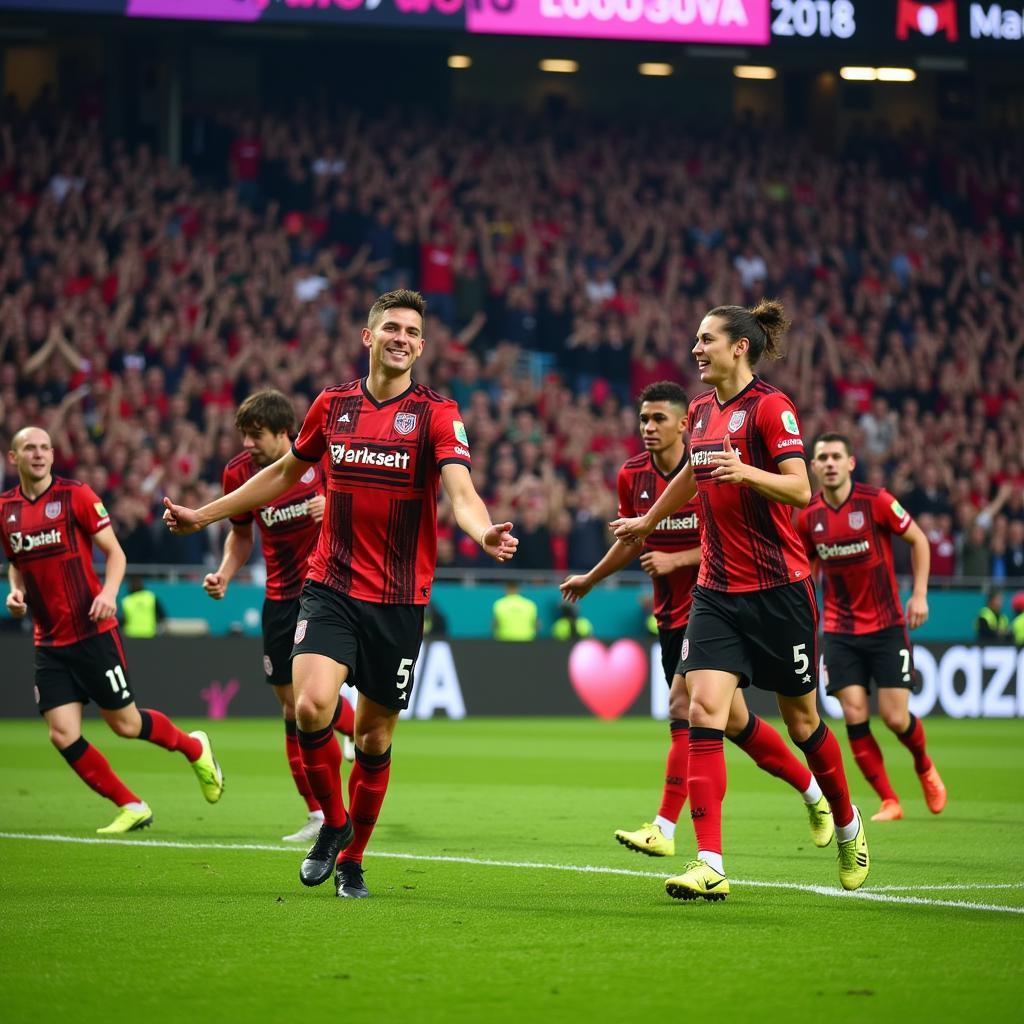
[706,298,790,367]
[235,389,296,436]
[637,381,688,410]
[368,288,426,327]
[812,432,853,456]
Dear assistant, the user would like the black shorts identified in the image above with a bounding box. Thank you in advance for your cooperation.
[823,626,914,696]
[679,581,819,697]
[262,597,300,686]
[292,581,424,711]
[34,629,134,715]
[658,626,687,687]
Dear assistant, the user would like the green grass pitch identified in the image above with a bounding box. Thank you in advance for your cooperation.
[1,716,1022,1023]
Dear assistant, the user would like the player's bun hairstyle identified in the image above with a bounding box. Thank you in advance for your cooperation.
[368,288,427,327]
[707,298,791,367]
[637,381,689,409]
[236,389,297,437]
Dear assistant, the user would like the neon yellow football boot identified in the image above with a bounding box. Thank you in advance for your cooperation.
[189,730,224,803]
[97,802,153,835]
[614,822,675,857]
[837,808,870,891]
[806,794,835,847]
[665,860,729,902]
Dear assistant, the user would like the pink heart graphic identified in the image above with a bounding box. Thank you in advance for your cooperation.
[568,639,647,720]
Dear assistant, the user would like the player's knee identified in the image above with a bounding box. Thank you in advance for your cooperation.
[880,707,909,733]
[686,695,719,727]
[108,715,140,738]
[667,688,690,721]
[782,709,818,744]
[48,725,76,749]
[355,727,391,756]
[294,691,332,728]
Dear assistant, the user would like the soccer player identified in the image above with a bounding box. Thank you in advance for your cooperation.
[560,381,833,857]
[613,300,869,901]
[205,389,356,843]
[163,289,517,898]
[797,433,945,821]
[1,427,224,834]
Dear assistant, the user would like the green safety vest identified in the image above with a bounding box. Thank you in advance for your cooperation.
[1013,613,1024,647]
[492,594,538,642]
[122,590,158,638]
[552,616,593,641]
[977,606,1009,637]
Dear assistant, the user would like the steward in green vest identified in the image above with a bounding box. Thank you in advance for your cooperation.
[1012,593,1024,646]
[551,603,593,641]
[976,589,1010,642]
[492,581,538,642]
[121,577,164,638]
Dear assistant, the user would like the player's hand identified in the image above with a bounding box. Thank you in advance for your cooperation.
[5,588,27,619]
[162,496,203,536]
[906,594,929,630]
[308,494,326,524]
[482,522,518,562]
[710,434,748,485]
[203,572,227,600]
[89,588,117,622]
[611,515,653,545]
[559,574,592,603]
[640,551,677,578]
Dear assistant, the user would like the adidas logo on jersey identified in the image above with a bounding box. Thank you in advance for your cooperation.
[640,491,649,499]
[9,528,62,554]
[260,500,312,528]
[338,413,351,423]
[814,522,825,532]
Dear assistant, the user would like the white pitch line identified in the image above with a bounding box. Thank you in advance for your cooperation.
[2,832,1022,916]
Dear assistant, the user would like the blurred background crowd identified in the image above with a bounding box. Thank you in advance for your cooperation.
[2,98,1022,580]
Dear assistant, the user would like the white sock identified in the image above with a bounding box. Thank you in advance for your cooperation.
[653,814,676,839]
[308,809,325,821]
[698,850,725,875]
[835,808,861,843]
[801,778,823,804]
[124,801,147,812]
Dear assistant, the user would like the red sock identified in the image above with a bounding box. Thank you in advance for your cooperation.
[847,721,899,802]
[730,713,813,794]
[284,720,320,813]
[897,714,933,775]
[797,722,855,828]
[60,737,139,806]
[656,720,689,823]
[339,746,392,865]
[688,728,726,856]
[332,696,355,738]
[297,724,347,827]
[138,709,202,761]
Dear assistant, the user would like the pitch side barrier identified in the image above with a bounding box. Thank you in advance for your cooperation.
[0,638,1022,720]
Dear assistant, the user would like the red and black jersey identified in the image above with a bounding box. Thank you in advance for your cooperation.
[222,452,326,602]
[292,378,470,605]
[687,377,811,594]
[796,483,912,635]
[0,478,116,647]
[617,452,700,630]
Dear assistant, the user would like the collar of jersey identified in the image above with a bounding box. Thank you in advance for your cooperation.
[822,481,857,514]
[18,476,57,505]
[714,374,759,410]
[650,449,688,482]
[360,376,416,409]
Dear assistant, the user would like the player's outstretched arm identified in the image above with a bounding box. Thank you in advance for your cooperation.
[164,452,308,535]
[901,520,931,629]
[441,463,518,563]
[560,539,639,603]
[90,526,127,622]
[204,522,254,600]
[612,462,697,544]
[6,563,27,619]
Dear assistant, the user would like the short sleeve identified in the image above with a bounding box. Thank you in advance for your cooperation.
[222,461,254,526]
[73,484,111,535]
[756,392,806,463]
[434,402,472,470]
[292,390,329,463]
[617,467,635,519]
[875,488,912,536]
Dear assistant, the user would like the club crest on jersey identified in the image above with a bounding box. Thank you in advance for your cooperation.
[848,511,865,530]
[394,412,417,436]
[727,410,746,433]
[301,467,316,484]
[45,501,62,519]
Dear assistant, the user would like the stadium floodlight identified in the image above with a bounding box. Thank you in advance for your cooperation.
[539,59,579,74]
[733,66,777,80]
[447,55,472,70]
[876,67,916,82]
[638,63,673,77]
[840,66,878,81]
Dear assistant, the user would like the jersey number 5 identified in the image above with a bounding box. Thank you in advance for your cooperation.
[792,644,809,676]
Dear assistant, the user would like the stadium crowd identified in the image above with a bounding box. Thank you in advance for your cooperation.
[1,104,1023,580]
